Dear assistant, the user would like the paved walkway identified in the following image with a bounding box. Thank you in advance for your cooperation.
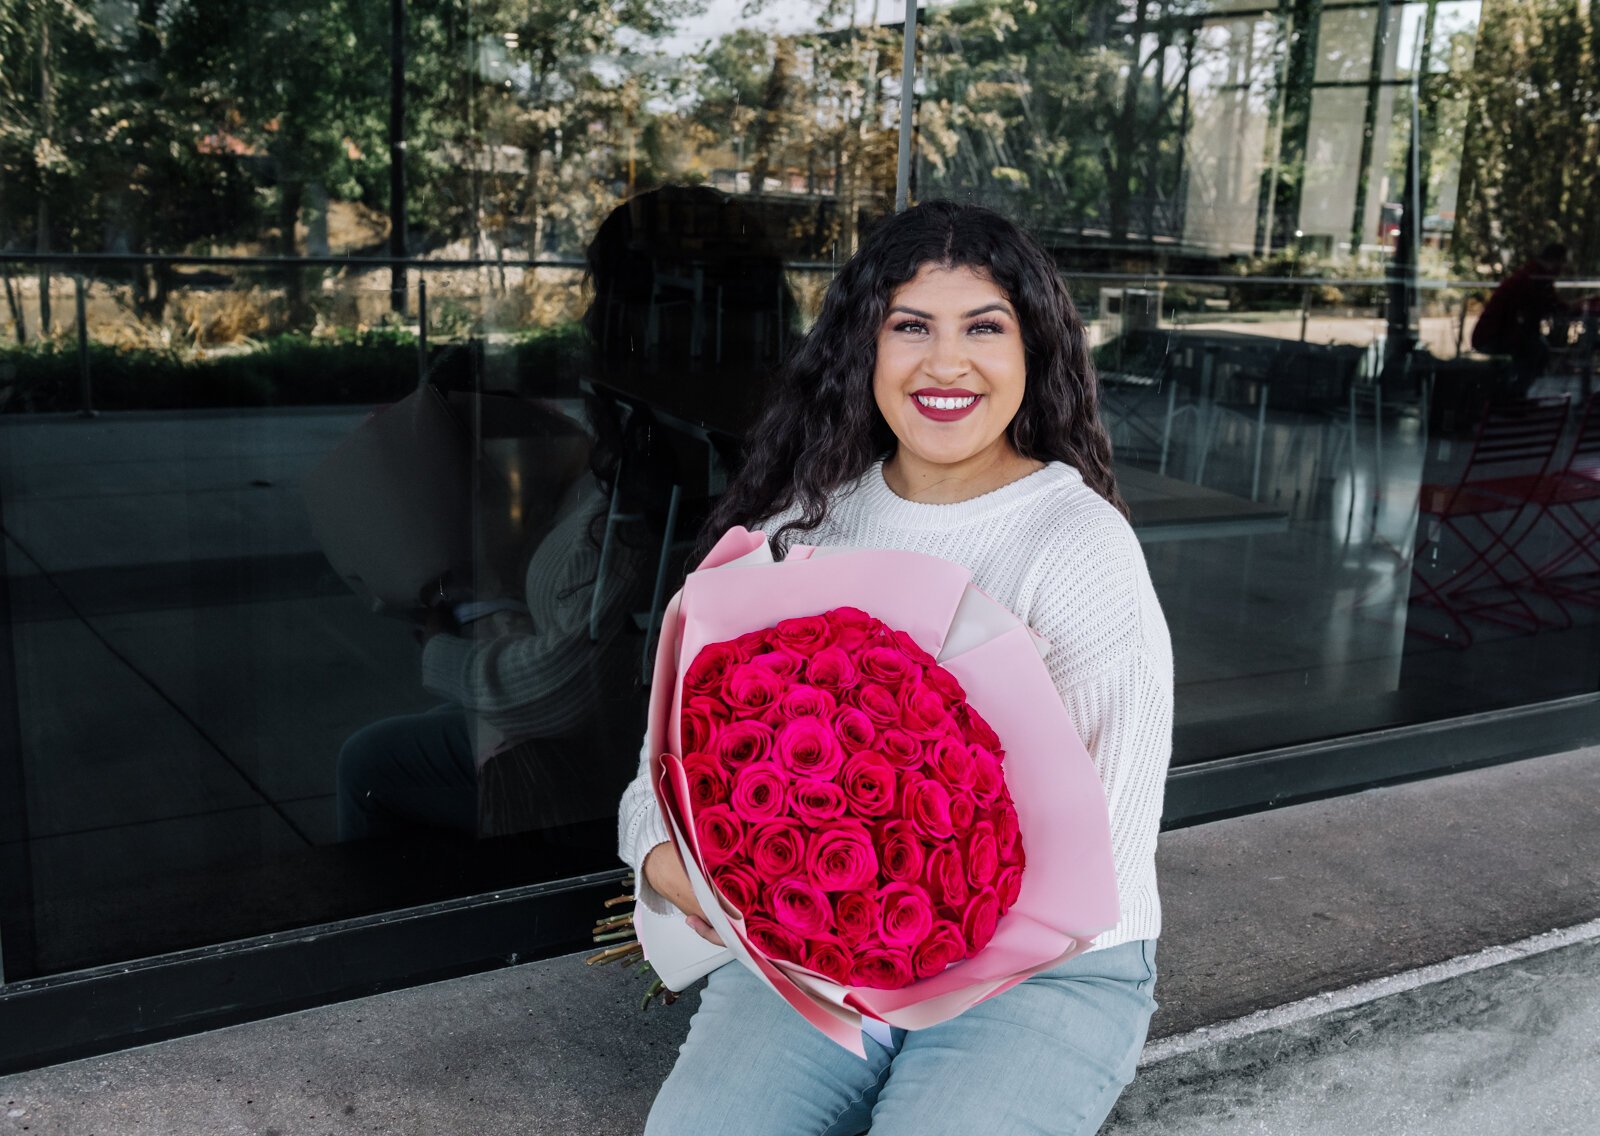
[2,744,1598,1135]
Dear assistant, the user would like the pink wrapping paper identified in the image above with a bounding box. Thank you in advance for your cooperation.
[635,527,1118,1056]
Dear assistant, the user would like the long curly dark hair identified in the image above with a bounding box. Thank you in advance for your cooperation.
[695,200,1125,561]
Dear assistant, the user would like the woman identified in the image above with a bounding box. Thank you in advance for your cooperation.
[616,201,1173,1135]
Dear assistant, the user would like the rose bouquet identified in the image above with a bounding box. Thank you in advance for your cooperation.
[636,528,1117,1055]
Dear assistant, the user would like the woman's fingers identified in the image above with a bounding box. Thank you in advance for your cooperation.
[685,915,725,946]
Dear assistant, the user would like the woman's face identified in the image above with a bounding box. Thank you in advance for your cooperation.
[873,263,1027,475]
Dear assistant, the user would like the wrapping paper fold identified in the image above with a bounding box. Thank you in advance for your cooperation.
[635,527,1118,1056]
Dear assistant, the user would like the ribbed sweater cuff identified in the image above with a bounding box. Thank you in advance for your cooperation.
[621,798,675,916]
[419,633,471,703]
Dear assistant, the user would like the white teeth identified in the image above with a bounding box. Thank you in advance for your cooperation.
[916,394,978,410]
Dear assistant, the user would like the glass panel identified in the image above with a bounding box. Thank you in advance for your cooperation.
[914,0,1600,765]
[0,0,886,981]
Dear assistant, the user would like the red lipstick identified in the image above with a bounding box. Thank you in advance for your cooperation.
[911,388,982,422]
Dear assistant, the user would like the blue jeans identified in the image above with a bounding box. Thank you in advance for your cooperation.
[645,938,1157,1136]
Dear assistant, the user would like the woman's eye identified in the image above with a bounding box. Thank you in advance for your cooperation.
[892,320,928,334]
[969,320,1004,335]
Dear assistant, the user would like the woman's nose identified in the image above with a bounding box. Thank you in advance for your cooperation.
[925,331,970,378]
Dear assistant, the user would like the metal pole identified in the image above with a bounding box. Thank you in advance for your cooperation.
[75,276,95,417]
[389,0,408,313]
[894,3,919,212]
[416,278,429,388]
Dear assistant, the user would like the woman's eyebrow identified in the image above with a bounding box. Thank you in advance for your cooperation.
[887,305,933,319]
[962,302,1014,318]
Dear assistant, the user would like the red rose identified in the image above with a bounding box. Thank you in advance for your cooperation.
[851,947,915,989]
[745,917,805,964]
[684,751,728,810]
[747,820,806,881]
[912,920,967,979]
[806,822,879,891]
[684,641,746,698]
[898,681,952,739]
[924,664,966,704]
[770,878,834,937]
[961,887,1001,953]
[806,645,861,693]
[774,614,831,655]
[730,763,788,823]
[890,629,937,668]
[834,891,880,947]
[969,745,1003,804]
[996,865,1023,909]
[959,703,1002,753]
[789,779,848,826]
[948,791,976,832]
[778,683,837,721]
[966,820,999,887]
[851,683,900,728]
[876,819,926,884]
[857,645,915,688]
[928,735,976,790]
[774,715,846,780]
[995,801,1022,860]
[874,882,935,948]
[733,629,773,656]
[902,777,954,840]
[695,805,744,868]
[824,607,879,652]
[751,647,806,681]
[711,863,762,913]
[832,705,876,752]
[803,936,854,985]
[714,720,775,769]
[839,750,897,818]
[722,662,786,715]
[924,842,969,908]
[681,695,727,753]
[877,727,920,769]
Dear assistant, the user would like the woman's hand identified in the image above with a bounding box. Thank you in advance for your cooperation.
[643,842,725,946]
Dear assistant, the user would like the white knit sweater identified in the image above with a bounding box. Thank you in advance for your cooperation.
[616,460,1173,950]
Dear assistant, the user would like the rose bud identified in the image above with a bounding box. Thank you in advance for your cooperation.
[789,778,849,826]
[966,820,999,888]
[995,800,1022,860]
[898,681,952,739]
[995,865,1024,910]
[714,720,775,769]
[874,882,935,949]
[730,763,789,824]
[851,946,915,990]
[875,819,926,884]
[684,751,729,810]
[778,683,837,721]
[832,705,877,753]
[902,778,955,840]
[774,715,847,780]
[857,645,915,688]
[961,887,1001,954]
[806,822,879,892]
[924,842,969,908]
[850,683,900,728]
[747,819,806,881]
[912,920,968,979]
[770,878,834,938]
[928,735,977,790]
[774,614,832,656]
[806,645,861,693]
[721,662,786,715]
[840,750,897,818]
[694,805,744,868]
[876,727,921,769]
[833,891,880,947]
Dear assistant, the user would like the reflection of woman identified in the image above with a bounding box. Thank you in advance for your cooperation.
[618,203,1173,1134]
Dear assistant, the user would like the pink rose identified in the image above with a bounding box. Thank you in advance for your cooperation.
[924,842,969,908]
[966,820,999,887]
[851,947,915,990]
[680,695,727,753]
[777,683,837,721]
[770,878,834,938]
[684,641,746,698]
[958,703,1002,752]
[806,822,878,891]
[747,820,806,881]
[834,891,880,947]
[996,865,1023,909]
[730,763,788,823]
[774,614,831,656]
[890,629,937,668]
[912,920,968,979]
[877,727,920,769]
[898,681,952,739]
[684,751,728,810]
[733,629,773,656]
[694,805,744,868]
[995,800,1022,861]
[874,882,935,948]
[948,791,976,832]
[857,645,915,688]
[839,750,897,818]
[750,647,806,681]
[961,887,1001,954]
[970,745,1003,804]
[789,779,848,826]
[714,720,775,769]
[923,664,966,705]
[721,662,786,716]
[711,863,763,913]
[875,819,926,884]
[902,778,954,840]
[806,645,860,693]
[745,917,806,965]
[928,735,976,790]
[824,607,879,652]
[803,935,853,986]
[851,683,900,728]
[832,706,876,752]
[774,715,846,780]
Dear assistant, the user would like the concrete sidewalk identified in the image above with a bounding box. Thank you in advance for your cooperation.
[2,744,1598,1135]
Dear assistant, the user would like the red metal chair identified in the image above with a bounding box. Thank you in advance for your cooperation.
[1515,393,1600,605]
[1408,397,1571,646]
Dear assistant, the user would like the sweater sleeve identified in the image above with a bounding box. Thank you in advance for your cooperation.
[616,734,675,914]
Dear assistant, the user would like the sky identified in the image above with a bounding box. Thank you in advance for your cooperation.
[660,0,917,56]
